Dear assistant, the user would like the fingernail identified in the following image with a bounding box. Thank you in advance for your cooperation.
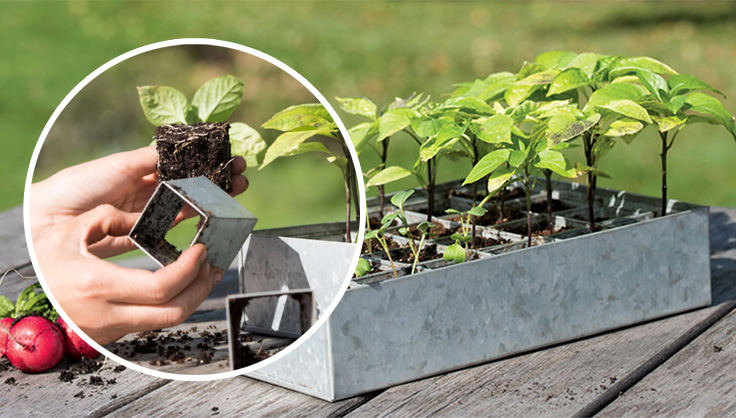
[198,245,208,262]
[212,267,224,286]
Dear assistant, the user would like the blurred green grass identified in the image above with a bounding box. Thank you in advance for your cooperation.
[3,1,736,226]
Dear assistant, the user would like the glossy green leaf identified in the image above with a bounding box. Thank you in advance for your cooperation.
[583,83,646,112]
[535,50,577,69]
[566,52,605,78]
[260,126,332,168]
[192,75,244,122]
[516,69,560,86]
[417,221,434,233]
[603,119,644,137]
[635,70,668,102]
[548,68,589,96]
[547,112,600,146]
[451,233,473,244]
[468,206,488,217]
[505,84,539,107]
[669,74,724,97]
[379,108,417,141]
[474,72,516,101]
[390,189,415,208]
[137,86,191,125]
[443,242,466,264]
[463,149,512,185]
[442,96,493,114]
[685,92,736,138]
[336,97,378,120]
[609,56,678,78]
[535,150,580,178]
[651,115,686,133]
[487,166,515,194]
[327,155,348,171]
[364,230,380,240]
[365,166,412,188]
[508,148,529,168]
[230,122,266,167]
[598,100,652,123]
[347,121,378,152]
[262,104,332,131]
[474,114,513,144]
[354,258,372,277]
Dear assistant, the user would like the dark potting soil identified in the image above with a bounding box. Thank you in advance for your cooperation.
[391,243,442,264]
[362,236,399,255]
[155,122,233,192]
[500,218,569,237]
[353,266,382,278]
[121,326,226,367]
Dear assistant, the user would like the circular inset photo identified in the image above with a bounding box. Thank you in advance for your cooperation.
[23,40,364,379]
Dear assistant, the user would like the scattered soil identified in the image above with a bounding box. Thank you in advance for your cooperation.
[155,122,233,192]
[120,326,226,367]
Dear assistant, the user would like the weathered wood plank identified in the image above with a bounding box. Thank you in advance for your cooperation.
[107,378,373,417]
[598,307,736,417]
[0,357,168,417]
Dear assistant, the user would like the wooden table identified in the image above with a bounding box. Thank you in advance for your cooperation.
[1,205,734,417]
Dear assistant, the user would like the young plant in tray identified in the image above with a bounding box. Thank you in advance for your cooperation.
[607,69,736,215]
[363,216,398,278]
[443,206,487,263]
[138,75,267,191]
[337,95,427,218]
[260,103,360,243]
[382,190,436,274]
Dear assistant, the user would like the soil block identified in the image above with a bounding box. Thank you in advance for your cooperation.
[155,122,233,192]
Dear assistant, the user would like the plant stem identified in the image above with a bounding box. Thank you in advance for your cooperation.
[659,131,668,217]
[498,187,506,224]
[343,175,351,243]
[583,131,597,233]
[379,237,397,278]
[426,158,434,221]
[544,169,554,235]
[378,185,385,219]
[524,168,532,248]
[379,138,390,218]
[412,233,427,275]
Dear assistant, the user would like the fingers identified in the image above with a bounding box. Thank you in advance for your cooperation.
[107,146,159,181]
[88,236,139,259]
[230,174,249,196]
[231,156,246,175]
[112,255,222,331]
[75,205,140,247]
[105,244,209,305]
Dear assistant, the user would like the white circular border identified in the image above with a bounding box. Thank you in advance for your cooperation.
[22,38,366,381]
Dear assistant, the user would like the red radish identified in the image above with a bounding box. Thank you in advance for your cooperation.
[0,317,13,357]
[56,317,99,360]
[5,316,64,373]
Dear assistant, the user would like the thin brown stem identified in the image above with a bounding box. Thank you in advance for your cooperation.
[544,169,554,235]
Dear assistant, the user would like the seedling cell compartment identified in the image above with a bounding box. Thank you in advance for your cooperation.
[128,176,258,271]
[244,179,712,401]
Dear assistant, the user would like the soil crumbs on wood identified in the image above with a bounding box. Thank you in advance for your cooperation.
[155,122,233,192]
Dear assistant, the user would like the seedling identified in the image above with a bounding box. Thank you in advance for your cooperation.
[364,220,398,278]
[354,258,373,277]
[138,75,267,191]
[444,206,487,263]
[260,104,360,243]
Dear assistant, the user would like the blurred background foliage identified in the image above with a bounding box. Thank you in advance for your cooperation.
[3,1,736,226]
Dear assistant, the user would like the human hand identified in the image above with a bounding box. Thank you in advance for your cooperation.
[30,146,248,257]
[34,204,222,344]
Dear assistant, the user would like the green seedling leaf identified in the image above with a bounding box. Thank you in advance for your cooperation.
[566,52,605,78]
[260,126,332,168]
[336,97,378,120]
[390,189,415,208]
[516,69,560,86]
[456,72,516,101]
[463,149,512,185]
[508,148,529,168]
[327,155,348,171]
[685,92,736,138]
[348,121,378,152]
[635,70,669,104]
[584,83,646,112]
[443,242,466,263]
[468,206,488,217]
[603,119,645,137]
[0,295,14,318]
[651,115,686,133]
[365,166,412,188]
[192,75,244,122]
[378,108,417,141]
[547,112,600,146]
[548,68,589,96]
[230,122,266,167]
[609,56,678,78]
[283,142,333,157]
[505,84,539,107]
[445,209,462,215]
[137,86,191,125]
[487,166,515,194]
[262,104,332,131]
[535,150,582,178]
[535,50,577,70]
[417,221,434,233]
[354,258,372,277]
[593,137,617,159]
[598,99,652,124]
[450,233,472,244]
[364,230,380,240]
[442,96,493,114]
[669,74,724,97]
[474,114,513,144]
